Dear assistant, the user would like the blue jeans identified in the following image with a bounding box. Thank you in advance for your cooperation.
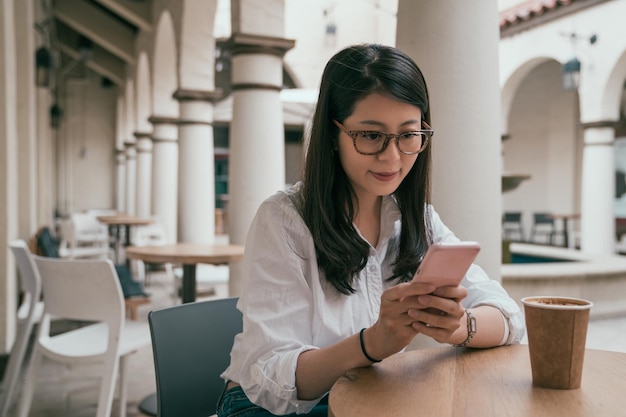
[216,384,328,417]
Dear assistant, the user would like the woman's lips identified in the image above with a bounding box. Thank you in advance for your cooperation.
[371,171,398,182]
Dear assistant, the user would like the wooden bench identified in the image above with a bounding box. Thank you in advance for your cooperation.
[124,297,151,320]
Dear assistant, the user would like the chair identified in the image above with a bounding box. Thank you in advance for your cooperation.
[529,212,556,245]
[57,215,112,260]
[172,263,230,301]
[0,241,44,417]
[148,297,242,417]
[131,221,174,286]
[15,257,152,417]
[502,212,524,241]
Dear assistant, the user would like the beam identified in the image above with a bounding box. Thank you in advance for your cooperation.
[58,42,125,86]
[93,0,153,33]
[53,0,136,64]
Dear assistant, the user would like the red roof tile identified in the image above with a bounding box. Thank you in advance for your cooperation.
[499,0,575,30]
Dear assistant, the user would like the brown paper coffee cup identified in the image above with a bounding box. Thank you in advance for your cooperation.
[521,296,593,389]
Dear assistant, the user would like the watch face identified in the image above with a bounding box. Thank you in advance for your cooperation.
[468,311,477,333]
[454,309,476,347]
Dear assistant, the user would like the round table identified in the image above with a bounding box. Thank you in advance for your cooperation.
[125,243,244,303]
[329,344,626,417]
[97,214,154,263]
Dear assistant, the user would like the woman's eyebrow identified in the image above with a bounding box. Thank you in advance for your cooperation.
[354,119,422,129]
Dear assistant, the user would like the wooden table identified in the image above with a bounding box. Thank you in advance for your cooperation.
[328,344,626,417]
[97,214,154,263]
[125,243,244,303]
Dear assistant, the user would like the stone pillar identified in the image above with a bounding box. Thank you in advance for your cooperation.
[15,0,37,239]
[134,132,153,218]
[174,89,222,244]
[1,0,19,353]
[115,149,126,212]
[396,0,502,278]
[227,33,295,295]
[36,89,54,226]
[149,116,179,243]
[580,121,616,255]
[124,142,137,215]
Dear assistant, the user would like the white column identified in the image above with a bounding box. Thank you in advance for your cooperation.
[115,149,126,212]
[15,0,37,238]
[396,0,502,278]
[1,0,19,353]
[150,116,179,243]
[227,34,294,296]
[125,143,137,215]
[134,133,153,218]
[580,123,615,255]
[36,89,54,226]
[174,90,221,244]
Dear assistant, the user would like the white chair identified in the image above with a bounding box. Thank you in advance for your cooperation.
[71,212,111,245]
[58,215,112,260]
[173,263,230,300]
[15,257,151,417]
[0,241,44,417]
[131,221,174,285]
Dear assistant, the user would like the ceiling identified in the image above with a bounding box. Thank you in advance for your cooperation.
[41,0,153,86]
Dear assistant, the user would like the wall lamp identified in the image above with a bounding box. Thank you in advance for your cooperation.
[50,103,62,129]
[35,46,52,87]
[78,36,94,62]
[561,33,597,91]
[562,56,581,91]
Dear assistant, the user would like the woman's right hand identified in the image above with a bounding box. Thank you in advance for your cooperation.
[362,281,437,361]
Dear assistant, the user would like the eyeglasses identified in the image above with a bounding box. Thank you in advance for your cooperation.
[333,120,434,155]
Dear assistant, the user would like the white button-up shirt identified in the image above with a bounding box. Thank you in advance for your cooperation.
[221,183,524,415]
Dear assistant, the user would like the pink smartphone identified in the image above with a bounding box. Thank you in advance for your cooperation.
[412,241,481,287]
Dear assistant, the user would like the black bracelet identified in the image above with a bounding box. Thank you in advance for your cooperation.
[359,328,382,363]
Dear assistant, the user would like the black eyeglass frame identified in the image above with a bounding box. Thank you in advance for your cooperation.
[333,120,434,155]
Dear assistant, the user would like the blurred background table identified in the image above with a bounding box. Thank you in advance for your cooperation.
[125,243,244,303]
[97,214,154,263]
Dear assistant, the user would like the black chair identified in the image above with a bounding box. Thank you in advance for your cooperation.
[529,212,556,245]
[502,212,524,241]
[148,297,242,417]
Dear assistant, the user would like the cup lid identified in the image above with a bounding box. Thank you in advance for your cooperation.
[521,296,593,310]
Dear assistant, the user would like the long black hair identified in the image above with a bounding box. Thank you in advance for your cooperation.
[301,44,433,295]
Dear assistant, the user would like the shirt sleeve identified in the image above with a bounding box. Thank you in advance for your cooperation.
[428,207,526,345]
[227,197,325,415]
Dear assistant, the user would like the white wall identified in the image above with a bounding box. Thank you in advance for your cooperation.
[58,74,117,214]
[284,0,398,88]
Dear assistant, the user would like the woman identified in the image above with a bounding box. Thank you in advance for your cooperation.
[218,44,524,416]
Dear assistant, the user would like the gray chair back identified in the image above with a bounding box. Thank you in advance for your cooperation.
[148,297,242,417]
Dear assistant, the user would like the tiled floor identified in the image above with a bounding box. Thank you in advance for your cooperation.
[3,266,626,417]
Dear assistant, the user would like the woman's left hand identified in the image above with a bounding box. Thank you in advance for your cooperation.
[407,285,468,344]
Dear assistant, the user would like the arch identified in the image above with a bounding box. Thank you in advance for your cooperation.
[599,50,626,121]
[153,10,179,117]
[179,0,218,90]
[500,56,556,135]
[135,51,152,133]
